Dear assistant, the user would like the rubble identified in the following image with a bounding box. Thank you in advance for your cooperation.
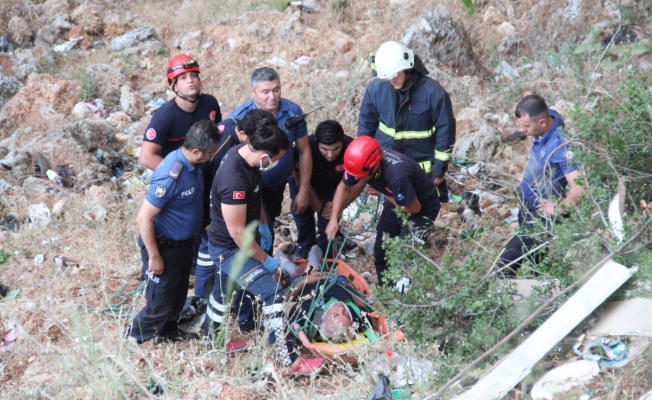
[530,360,600,400]
[110,27,158,52]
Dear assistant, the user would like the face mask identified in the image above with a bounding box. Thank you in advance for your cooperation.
[259,154,279,172]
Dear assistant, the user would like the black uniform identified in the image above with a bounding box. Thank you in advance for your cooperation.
[289,135,353,254]
[342,149,440,284]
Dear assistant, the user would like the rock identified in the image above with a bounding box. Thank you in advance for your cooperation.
[174,30,203,52]
[276,11,303,39]
[36,13,74,46]
[318,30,354,53]
[552,100,575,122]
[64,26,85,40]
[0,74,23,106]
[294,55,311,66]
[3,73,78,132]
[8,17,32,46]
[494,60,519,81]
[453,121,500,161]
[42,0,71,16]
[29,203,52,227]
[86,64,128,106]
[497,22,516,37]
[52,200,66,216]
[639,55,652,70]
[400,11,487,77]
[335,71,349,81]
[248,20,274,38]
[498,34,520,55]
[531,360,600,400]
[301,0,323,11]
[110,27,158,52]
[83,204,107,221]
[72,102,92,120]
[106,112,132,130]
[226,37,250,53]
[120,85,144,120]
[70,1,103,35]
[482,6,503,25]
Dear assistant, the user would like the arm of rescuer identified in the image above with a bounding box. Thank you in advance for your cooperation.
[431,89,456,185]
[357,85,380,137]
[222,203,269,263]
[384,194,422,215]
[139,142,164,171]
[325,179,367,240]
[293,135,313,215]
[538,170,585,216]
[136,200,164,275]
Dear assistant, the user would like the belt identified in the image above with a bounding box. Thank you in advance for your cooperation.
[155,233,194,249]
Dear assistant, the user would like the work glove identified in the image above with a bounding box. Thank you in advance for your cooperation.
[258,224,272,251]
[261,255,280,274]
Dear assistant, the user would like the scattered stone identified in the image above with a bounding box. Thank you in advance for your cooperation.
[335,71,349,81]
[494,60,519,81]
[8,17,32,46]
[530,360,600,400]
[42,0,71,16]
[498,35,520,55]
[120,85,145,120]
[70,1,103,35]
[106,112,132,130]
[318,30,354,54]
[294,55,311,66]
[482,6,503,25]
[36,13,74,46]
[276,11,303,39]
[0,74,23,106]
[83,204,107,221]
[0,34,13,54]
[86,64,128,106]
[29,204,52,227]
[497,22,516,37]
[226,37,250,53]
[454,121,500,161]
[401,11,487,77]
[72,102,93,120]
[175,30,203,52]
[110,27,158,52]
[248,20,274,38]
[52,200,66,216]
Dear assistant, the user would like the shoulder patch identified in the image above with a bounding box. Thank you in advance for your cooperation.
[146,128,156,140]
[233,191,245,200]
[217,124,225,133]
[539,147,547,160]
[154,184,167,198]
[168,161,184,179]
[564,150,574,161]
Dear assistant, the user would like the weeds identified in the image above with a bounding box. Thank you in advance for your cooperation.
[77,70,98,101]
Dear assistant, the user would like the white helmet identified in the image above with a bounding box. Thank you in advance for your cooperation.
[374,41,414,80]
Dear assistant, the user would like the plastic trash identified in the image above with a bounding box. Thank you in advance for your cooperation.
[367,374,392,400]
[4,328,18,343]
[46,170,64,186]
[54,256,79,269]
[0,215,20,232]
[34,254,44,266]
[29,204,52,227]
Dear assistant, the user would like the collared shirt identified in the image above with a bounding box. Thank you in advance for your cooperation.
[228,98,308,187]
[520,110,577,209]
[146,148,204,241]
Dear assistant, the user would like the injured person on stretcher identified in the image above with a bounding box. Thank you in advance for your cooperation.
[274,246,378,344]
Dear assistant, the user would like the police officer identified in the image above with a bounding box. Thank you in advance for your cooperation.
[139,54,221,170]
[288,120,357,259]
[126,120,221,344]
[496,94,584,276]
[325,136,441,285]
[206,111,325,375]
[228,67,313,255]
[358,41,455,203]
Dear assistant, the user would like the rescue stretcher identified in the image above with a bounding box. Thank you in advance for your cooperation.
[290,258,405,365]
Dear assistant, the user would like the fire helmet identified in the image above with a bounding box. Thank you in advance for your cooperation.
[167,54,200,85]
[374,41,414,80]
[343,136,384,178]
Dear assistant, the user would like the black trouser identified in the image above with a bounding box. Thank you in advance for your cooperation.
[288,175,339,256]
[436,180,449,204]
[496,207,548,277]
[374,198,440,285]
[127,235,194,343]
[262,182,287,256]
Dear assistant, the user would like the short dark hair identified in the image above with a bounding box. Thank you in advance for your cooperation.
[515,94,550,121]
[182,120,221,152]
[245,110,290,157]
[251,67,280,90]
[315,120,345,145]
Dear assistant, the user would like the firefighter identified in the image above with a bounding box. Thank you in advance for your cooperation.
[228,67,312,255]
[358,41,455,203]
[126,120,220,344]
[325,136,441,285]
[206,111,325,374]
[139,54,221,170]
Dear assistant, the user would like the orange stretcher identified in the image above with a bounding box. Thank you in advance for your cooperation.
[291,259,405,365]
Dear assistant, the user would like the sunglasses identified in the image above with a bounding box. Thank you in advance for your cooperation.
[167,59,199,74]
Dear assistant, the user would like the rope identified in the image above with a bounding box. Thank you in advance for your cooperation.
[76,270,146,318]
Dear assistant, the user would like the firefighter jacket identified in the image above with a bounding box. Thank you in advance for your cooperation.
[357,57,456,178]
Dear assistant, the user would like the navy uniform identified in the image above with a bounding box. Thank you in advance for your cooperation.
[206,144,296,366]
[498,109,577,275]
[342,149,440,284]
[228,99,308,253]
[288,135,354,255]
[358,55,455,202]
[127,148,204,343]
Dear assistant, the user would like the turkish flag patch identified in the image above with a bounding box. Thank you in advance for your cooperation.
[146,128,156,140]
[217,124,225,133]
[233,191,245,200]
[209,110,217,121]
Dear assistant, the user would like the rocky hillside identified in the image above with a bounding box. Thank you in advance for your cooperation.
[0,0,651,398]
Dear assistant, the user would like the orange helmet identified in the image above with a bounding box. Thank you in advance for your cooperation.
[167,54,200,85]
[344,136,384,178]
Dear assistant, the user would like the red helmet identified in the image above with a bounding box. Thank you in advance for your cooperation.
[167,54,200,85]
[344,136,384,178]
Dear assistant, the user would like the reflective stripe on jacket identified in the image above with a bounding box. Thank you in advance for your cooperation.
[357,71,455,177]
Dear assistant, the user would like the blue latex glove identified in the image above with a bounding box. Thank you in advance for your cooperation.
[262,255,279,274]
[258,224,272,251]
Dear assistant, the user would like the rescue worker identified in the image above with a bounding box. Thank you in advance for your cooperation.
[358,41,455,203]
[206,111,325,375]
[496,94,584,276]
[126,120,221,344]
[139,54,221,170]
[228,67,313,255]
[288,120,357,259]
[325,136,441,285]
